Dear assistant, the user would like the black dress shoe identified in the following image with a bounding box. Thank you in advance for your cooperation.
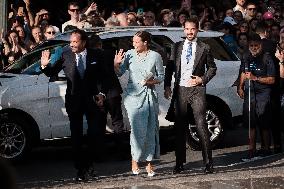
[87,165,97,177]
[172,165,184,174]
[204,164,214,174]
[76,168,87,181]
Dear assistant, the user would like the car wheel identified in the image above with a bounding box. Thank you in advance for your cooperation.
[187,104,226,150]
[0,118,32,161]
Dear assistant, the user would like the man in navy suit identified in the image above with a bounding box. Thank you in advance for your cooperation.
[41,29,107,181]
[88,33,127,160]
[164,18,216,174]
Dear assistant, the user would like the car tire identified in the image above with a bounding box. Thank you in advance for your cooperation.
[187,103,228,150]
[0,116,33,161]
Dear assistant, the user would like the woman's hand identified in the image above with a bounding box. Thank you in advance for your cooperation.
[114,49,125,73]
[114,49,125,65]
[143,77,161,88]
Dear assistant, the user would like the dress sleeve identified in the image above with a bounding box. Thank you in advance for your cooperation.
[154,52,165,83]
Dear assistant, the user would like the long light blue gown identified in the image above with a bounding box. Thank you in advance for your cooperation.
[117,49,164,162]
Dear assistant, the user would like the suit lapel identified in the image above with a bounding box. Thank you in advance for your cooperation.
[67,51,77,78]
[85,49,91,73]
[193,40,205,72]
[84,49,95,79]
[176,41,184,78]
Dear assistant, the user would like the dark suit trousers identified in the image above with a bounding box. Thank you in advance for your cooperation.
[68,104,103,170]
[99,95,126,150]
[175,86,212,166]
[105,95,124,134]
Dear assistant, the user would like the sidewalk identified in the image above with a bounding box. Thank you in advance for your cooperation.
[17,148,284,189]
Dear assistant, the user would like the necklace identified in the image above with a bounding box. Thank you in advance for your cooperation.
[136,50,150,63]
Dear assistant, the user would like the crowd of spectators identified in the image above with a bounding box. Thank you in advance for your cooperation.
[0,0,284,70]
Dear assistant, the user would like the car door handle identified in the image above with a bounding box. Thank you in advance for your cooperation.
[49,76,66,82]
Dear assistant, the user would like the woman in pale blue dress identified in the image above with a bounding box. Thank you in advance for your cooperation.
[114,31,164,176]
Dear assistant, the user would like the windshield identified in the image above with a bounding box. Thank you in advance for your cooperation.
[200,37,239,61]
[4,42,68,75]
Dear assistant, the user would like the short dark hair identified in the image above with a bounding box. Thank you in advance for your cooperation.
[71,29,88,42]
[178,9,190,19]
[88,33,102,48]
[134,30,152,46]
[255,22,267,34]
[248,33,261,43]
[64,25,78,32]
[183,17,199,29]
[68,1,80,9]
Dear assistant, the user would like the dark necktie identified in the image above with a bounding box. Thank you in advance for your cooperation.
[77,54,85,79]
[186,42,192,63]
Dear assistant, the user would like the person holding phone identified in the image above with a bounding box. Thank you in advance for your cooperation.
[114,31,164,177]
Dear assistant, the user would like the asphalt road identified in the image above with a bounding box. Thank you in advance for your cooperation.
[7,125,284,189]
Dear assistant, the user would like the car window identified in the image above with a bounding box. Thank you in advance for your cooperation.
[200,37,239,61]
[4,43,67,75]
[22,46,65,75]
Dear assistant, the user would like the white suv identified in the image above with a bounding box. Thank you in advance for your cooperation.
[0,27,242,160]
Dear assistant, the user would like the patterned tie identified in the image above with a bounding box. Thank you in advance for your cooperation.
[77,54,85,79]
[186,42,192,63]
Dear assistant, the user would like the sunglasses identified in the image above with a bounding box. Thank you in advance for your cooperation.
[69,9,80,12]
[247,8,256,11]
[46,31,55,34]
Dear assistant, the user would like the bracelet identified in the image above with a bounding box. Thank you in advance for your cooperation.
[280,61,284,65]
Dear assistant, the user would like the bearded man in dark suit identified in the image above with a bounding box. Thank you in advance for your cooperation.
[164,18,217,174]
[41,29,107,181]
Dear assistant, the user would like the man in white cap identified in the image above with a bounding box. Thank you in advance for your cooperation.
[223,16,237,26]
